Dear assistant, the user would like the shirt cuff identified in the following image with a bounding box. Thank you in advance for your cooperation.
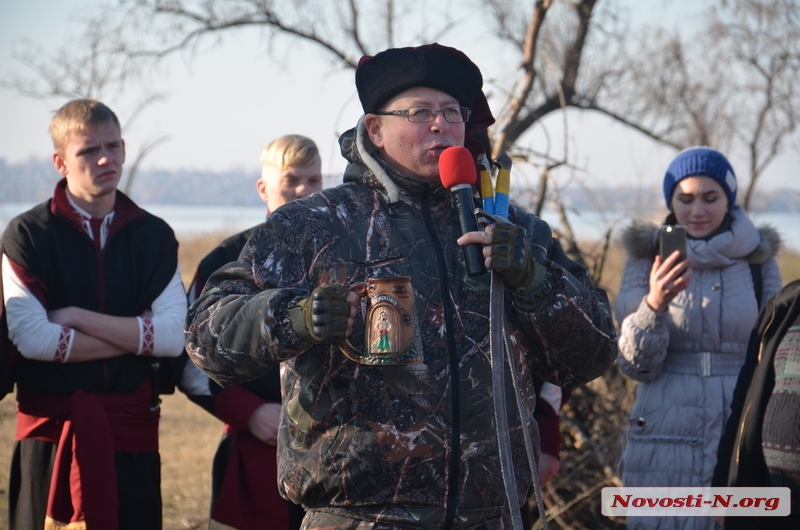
[136,316,155,356]
[55,326,74,363]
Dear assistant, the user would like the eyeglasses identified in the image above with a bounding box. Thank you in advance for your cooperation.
[374,106,471,123]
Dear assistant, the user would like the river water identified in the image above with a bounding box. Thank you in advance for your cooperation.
[2,202,798,251]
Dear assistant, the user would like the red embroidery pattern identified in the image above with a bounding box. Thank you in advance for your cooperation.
[67,200,114,249]
[71,206,92,239]
[55,326,71,363]
[141,317,154,356]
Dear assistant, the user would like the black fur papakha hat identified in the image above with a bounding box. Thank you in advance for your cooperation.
[356,43,483,113]
[355,43,495,157]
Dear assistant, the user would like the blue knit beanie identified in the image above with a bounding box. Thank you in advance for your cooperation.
[663,147,737,210]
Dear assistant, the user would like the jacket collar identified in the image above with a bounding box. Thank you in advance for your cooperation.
[339,117,448,202]
[51,177,146,239]
[621,206,781,269]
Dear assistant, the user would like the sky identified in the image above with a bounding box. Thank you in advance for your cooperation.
[1,0,798,197]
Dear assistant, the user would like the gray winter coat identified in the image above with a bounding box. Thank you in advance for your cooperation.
[615,206,782,530]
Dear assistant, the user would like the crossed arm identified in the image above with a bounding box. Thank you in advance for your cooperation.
[47,306,150,362]
[3,254,187,363]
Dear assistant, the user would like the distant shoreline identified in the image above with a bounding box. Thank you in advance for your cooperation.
[2,157,799,215]
[3,202,798,252]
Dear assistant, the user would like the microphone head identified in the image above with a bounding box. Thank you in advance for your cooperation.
[439,146,477,188]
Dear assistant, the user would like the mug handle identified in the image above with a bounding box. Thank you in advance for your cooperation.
[337,282,368,363]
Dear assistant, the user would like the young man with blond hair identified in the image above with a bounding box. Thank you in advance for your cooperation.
[256,134,322,214]
[1,98,187,529]
[186,134,322,530]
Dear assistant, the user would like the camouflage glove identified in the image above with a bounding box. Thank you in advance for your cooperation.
[490,222,548,296]
[289,284,351,344]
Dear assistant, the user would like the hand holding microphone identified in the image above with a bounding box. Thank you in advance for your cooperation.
[440,146,486,276]
[487,223,547,295]
[457,222,548,295]
[447,147,547,294]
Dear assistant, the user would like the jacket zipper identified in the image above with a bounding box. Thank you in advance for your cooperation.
[421,191,460,529]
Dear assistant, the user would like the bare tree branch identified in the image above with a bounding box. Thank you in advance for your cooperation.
[575,102,682,150]
[2,7,170,195]
[123,135,172,196]
[113,0,470,71]
[600,0,800,211]
[491,0,553,157]
[138,4,362,67]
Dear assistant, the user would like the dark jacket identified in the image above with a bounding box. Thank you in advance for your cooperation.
[187,224,299,530]
[2,178,180,396]
[189,226,258,305]
[713,279,800,530]
[186,119,616,527]
[1,178,183,530]
[187,225,283,407]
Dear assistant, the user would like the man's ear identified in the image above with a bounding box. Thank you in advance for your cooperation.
[256,178,269,204]
[52,151,68,176]
[121,138,126,165]
[364,114,385,148]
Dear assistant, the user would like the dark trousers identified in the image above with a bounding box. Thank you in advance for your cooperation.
[9,439,162,530]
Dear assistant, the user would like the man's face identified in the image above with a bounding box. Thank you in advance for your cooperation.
[366,87,466,183]
[258,156,323,212]
[53,122,125,205]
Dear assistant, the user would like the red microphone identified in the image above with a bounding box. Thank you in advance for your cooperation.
[440,146,486,276]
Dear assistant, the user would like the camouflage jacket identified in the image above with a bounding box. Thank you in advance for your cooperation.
[186,120,616,529]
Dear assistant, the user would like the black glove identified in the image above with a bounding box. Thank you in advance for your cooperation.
[289,284,351,344]
[490,222,547,295]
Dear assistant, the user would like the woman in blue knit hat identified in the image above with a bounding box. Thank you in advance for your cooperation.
[614,147,783,529]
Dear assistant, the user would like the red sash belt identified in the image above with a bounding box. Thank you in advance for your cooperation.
[16,381,158,530]
[210,423,288,530]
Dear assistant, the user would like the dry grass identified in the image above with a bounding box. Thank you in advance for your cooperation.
[178,230,233,290]
[777,250,800,285]
[0,231,798,530]
[159,393,221,529]
[0,396,14,529]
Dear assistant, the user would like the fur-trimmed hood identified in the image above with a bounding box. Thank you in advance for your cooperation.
[338,116,444,204]
[621,206,781,267]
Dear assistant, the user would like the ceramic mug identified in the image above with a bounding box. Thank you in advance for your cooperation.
[338,277,423,365]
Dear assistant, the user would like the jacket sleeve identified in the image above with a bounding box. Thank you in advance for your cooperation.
[146,266,188,357]
[185,223,313,388]
[2,253,72,362]
[507,211,617,390]
[613,256,670,382]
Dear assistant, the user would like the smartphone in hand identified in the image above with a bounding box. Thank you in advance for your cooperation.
[659,225,687,262]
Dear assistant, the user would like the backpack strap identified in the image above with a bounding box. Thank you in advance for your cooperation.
[750,263,763,309]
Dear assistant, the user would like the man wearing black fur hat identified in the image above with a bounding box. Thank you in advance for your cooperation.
[186,43,616,529]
